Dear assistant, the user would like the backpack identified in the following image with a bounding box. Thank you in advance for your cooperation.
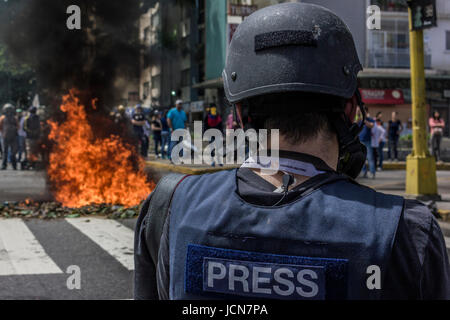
[2,115,18,141]
[25,115,40,139]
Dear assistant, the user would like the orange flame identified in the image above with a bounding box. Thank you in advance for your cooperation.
[47,90,154,207]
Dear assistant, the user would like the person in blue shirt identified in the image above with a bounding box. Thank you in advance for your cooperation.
[167,100,187,161]
[358,106,376,179]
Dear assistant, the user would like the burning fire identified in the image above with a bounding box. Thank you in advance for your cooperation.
[47,90,154,207]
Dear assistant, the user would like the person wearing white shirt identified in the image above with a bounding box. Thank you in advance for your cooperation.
[376,119,387,170]
[17,109,27,168]
[371,120,382,174]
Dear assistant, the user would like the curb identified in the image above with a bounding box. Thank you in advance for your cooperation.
[439,221,450,238]
[382,162,450,170]
[145,160,450,174]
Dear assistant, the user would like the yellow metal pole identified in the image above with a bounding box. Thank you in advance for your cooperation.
[405,5,438,198]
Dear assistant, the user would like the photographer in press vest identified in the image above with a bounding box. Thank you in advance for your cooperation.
[134,3,449,300]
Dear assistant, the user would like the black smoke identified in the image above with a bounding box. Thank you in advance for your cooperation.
[0,0,150,113]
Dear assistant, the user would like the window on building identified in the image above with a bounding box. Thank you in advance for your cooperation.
[143,82,150,100]
[151,12,160,29]
[367,18,421,68]
[446,31,450,51]
[151,75,161,92]
[143,54,150,69]
[182,20,190,38]
[143,26,150,43]
[128,92,139,103]
[181,69,190,87]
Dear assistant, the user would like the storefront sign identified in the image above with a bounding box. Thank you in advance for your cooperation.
[358,77,450,92]
[359,89,405,105]
[229,4,257,17]
[426,91,443,100]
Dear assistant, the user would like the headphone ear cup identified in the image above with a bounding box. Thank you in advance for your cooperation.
[338,138,367,179]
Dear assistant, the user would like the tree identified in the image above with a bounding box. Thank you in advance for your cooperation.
[0,43,35,106]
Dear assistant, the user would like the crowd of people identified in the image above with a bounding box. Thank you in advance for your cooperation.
[358,108,446,179]
[0,104,41,170]
[111,99,188,162]
[113,99,240,166]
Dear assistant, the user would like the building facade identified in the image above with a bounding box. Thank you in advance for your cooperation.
[139,0,450,134]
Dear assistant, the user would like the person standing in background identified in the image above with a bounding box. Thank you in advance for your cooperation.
[0,104,19,170]
[131,105,147,157]
[24,106,41,170]
[358,106,376,179]
[429,110,445,163]
[388,112,403,161]
[142,116,151,159]
[371,119,381,173]
[160,110,170,160]
[376,119,387,170]
[151,111,162,158]
[167,100,187,161]
[204,104,223,167]
[376,111,383,122]
[204,104,223,132]
[16,108,27,169]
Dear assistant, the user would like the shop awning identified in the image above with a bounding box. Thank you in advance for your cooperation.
[192,77,223,89]
[359,89,405,105]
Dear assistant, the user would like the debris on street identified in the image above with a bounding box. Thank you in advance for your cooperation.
[0,199,142,220]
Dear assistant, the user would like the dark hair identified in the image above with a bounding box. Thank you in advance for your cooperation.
[242,92,345,145]
[433,110,440,120]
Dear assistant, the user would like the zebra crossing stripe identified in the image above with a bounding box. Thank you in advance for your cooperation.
[445,237,450,249]
[0,219,63,276]
[65,218,134,270]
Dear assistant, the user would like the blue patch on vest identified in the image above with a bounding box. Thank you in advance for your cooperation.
[185,244,348,300]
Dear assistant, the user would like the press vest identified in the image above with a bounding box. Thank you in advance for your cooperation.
[168,169,404,300]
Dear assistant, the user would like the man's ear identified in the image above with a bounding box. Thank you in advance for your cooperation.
[344,95,358,122]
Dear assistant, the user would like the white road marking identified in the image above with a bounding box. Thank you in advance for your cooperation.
[0,219,63,275]
[445,237,450,249]
[66,218,134,270]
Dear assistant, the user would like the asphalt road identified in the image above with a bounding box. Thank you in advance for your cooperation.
[0,217,137,300]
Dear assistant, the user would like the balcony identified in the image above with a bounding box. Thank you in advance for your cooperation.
[371,0,408,12]
[368,49,431,69]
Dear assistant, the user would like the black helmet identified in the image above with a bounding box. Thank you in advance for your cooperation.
[223,2,362,103]
[223,3,367,179]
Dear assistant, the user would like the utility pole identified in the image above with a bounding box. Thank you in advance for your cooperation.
[405,0,438,199]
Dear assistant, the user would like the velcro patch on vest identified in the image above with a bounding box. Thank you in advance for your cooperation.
[185,244,348,300]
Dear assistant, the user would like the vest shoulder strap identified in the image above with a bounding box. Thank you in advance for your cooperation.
[145,173,189,267]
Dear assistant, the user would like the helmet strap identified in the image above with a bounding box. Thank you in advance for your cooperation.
[330,89,367,179]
